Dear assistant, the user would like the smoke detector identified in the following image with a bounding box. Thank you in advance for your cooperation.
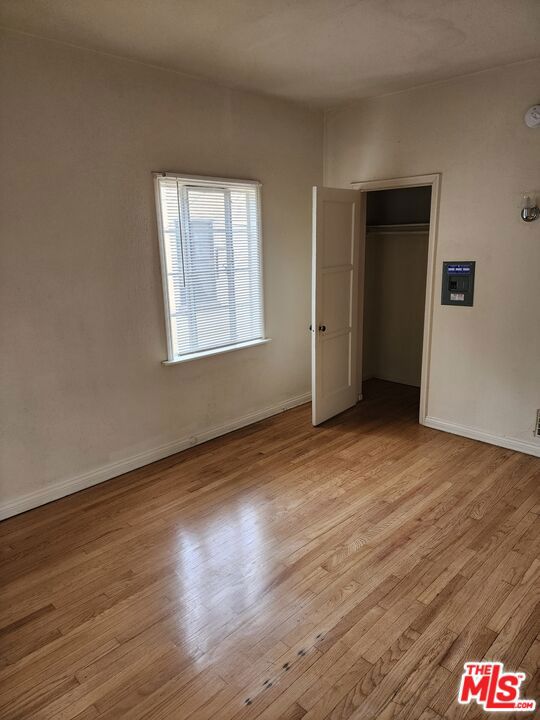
[524,105,540,128]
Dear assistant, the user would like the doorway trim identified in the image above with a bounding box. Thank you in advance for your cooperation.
[350,173,441,425]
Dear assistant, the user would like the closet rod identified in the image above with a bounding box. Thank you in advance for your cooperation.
[366,223,429,235]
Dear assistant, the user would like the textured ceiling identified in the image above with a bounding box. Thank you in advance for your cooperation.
[1,0,539,107]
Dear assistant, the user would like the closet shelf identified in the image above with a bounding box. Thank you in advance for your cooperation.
[366,223,429,235]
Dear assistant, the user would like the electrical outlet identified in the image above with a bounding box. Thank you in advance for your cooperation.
[536,410,540,437]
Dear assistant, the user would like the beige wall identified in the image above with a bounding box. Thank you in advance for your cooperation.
[363,231,428,387]
[326,59,540,453]
[0,31,323,515]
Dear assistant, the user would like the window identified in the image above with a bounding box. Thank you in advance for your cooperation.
[154,173,266,362]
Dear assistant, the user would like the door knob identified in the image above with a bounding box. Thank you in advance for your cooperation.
[318,325,326,332]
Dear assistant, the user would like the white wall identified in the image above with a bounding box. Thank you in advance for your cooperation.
[326,60,540,454]
[0,31,323,516]
[363,231,428,387]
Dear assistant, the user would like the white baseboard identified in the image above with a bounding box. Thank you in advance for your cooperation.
[423,416,540,458]
[0,391,312,521]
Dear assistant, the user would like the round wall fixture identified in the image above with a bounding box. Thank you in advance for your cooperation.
[524,105,540,128]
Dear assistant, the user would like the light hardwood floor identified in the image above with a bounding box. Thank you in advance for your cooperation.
[1,380,539,719]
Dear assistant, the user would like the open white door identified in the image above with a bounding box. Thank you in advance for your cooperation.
[312,186,364,425]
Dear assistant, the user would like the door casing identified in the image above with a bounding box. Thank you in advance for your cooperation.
[351,173,441,425]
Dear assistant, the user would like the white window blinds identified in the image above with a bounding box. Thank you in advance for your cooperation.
[155,174,265,361]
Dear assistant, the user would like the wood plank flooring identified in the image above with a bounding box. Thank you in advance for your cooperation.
[1,379,539,719]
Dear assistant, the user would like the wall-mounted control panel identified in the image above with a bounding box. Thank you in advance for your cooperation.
[441,261,475,306]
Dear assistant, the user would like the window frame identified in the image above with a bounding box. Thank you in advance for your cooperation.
[153,172,268,364]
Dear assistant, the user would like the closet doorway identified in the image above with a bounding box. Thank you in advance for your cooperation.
[310,174,439,426]
[353,175,440,424]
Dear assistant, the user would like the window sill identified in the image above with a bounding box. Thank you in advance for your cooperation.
[162,338,271,365]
